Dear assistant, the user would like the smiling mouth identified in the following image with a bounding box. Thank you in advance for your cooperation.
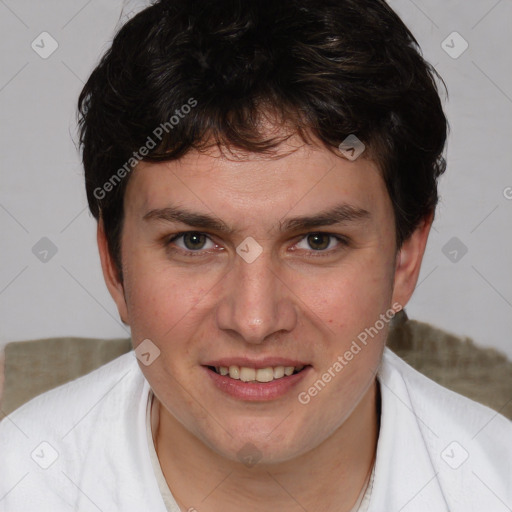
[206,365,308,383]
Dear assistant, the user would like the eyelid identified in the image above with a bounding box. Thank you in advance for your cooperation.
[164,231,349,256]
[166,231,219,254]
[291,233,350,257]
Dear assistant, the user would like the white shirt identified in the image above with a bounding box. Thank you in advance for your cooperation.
[1,347,511,511]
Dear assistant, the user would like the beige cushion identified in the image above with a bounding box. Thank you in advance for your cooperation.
[1,315,511,420]
[387,313,512,420]
[0,337,132,416]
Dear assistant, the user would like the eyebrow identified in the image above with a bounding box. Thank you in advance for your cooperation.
[142,203,371,233]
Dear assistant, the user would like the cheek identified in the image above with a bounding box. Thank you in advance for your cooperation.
[123,252,213,342]
[296,256,394,333]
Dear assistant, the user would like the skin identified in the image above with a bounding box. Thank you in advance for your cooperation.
[98,131,433,512]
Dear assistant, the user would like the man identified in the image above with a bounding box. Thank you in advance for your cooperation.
[1,0,511,511]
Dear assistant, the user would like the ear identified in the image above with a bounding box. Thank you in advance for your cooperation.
[97,217,129,325]
[391,210,434,310]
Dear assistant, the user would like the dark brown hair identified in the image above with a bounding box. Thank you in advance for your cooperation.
[77,0,448,281]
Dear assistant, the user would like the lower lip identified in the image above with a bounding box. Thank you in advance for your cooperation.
[203,365,311,401]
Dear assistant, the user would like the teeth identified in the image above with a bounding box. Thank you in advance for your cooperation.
[240,367,256,382]
[229,365,240,379]
[273,366,285,379]
[215,364,306,382]
[256,368,274,382]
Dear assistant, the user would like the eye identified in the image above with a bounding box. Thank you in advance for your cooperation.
[164,231,349,258]
[294,233,348,255]
[166,231,217,255]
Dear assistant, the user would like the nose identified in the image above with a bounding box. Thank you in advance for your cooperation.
[215,249,298,345]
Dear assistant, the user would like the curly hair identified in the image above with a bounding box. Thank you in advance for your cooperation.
[77,0,448,282]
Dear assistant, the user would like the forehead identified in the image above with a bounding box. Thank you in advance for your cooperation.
[123,138,391,230]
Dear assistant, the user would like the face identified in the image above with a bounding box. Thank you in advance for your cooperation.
[98,134,431,464]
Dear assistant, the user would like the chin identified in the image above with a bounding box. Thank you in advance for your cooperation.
[203,419,316,466]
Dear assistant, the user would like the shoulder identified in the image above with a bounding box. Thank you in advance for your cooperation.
[379,347,512,506]
[381,346,512,434]
[0,351,164,511]
[0,350,143,449]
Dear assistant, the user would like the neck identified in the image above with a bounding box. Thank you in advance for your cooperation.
[154,380,380,512]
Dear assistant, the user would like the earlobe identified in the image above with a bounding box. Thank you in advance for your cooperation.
[391,211,434,309]
[97,218,130,325]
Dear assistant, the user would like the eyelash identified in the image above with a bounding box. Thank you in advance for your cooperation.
[164,231,350,258]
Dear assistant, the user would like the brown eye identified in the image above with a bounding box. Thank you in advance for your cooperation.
[166,231,216,254]
[307,233,331,250]
[181,232,208,250]
[293,232,349,256]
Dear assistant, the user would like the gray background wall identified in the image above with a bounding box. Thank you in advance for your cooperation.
[1,0,511,358]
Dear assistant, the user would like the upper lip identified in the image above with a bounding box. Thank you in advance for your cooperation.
[203,357,309,369]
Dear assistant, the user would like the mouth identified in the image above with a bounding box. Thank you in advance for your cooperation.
[206,364,308,383]
[202,363,312,401]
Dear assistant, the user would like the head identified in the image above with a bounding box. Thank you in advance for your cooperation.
[77,0,447,464]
